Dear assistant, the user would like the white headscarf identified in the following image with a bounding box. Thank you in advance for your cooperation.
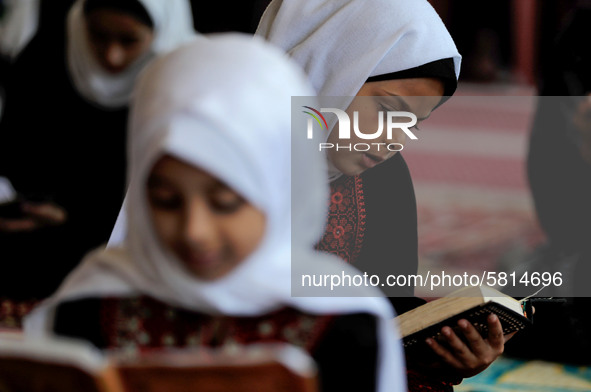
[25,33,406,392]
[255,0,462,179]
[66,0,196,108]
[0,0,40,60]
[256,0,461,99]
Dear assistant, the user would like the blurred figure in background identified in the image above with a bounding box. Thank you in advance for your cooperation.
[0,0,40,61]
[0,0,44,120]
[0,0,195,327]
[504,0,591,365]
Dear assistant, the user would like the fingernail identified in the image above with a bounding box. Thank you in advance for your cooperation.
[425,338,433,345]
[459,320,469,329]
[489,314,498,322]
[442,327,451,336]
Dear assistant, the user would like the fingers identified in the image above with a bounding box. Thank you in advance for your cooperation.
[425,337,464,370]
[486,314,505,350]
[0,217,39,232]
[457,319,489,355]
[437,325,479,363]
[425,315,508,378]
[22,202,67,224]
[503,331,517,344]
[0,203,68,231]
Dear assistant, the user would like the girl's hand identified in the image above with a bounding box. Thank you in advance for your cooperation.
[0,202,67,232]
[425,314,515,378]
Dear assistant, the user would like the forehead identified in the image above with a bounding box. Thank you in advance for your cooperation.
[149,155,217,187]
[86,9,152,35]
[360,77,444,97]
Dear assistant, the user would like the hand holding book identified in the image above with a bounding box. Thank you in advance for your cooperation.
[395,285,532,379]
[424,313,515,378]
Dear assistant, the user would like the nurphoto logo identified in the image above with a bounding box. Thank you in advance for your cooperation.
[302,106,418,152]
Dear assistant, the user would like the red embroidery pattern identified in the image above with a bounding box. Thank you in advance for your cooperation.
[0,298,40,329]
[316,175,366,264]
[99,297,334,354]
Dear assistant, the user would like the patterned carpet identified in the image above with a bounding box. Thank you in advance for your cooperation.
[403,83,546,297]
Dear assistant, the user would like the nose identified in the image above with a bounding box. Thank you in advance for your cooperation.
[103,43,126,70]
[183,198,216,247]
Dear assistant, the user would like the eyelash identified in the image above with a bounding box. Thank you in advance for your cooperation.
[149,195,181,210]
[148,192,245,214]
[210,196,245,213]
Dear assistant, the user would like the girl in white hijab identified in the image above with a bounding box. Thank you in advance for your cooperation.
[256,1,513,391]
[256,0,461,181]
[25,34,407,392]
[67,0,196,108]
[0,0,196,314]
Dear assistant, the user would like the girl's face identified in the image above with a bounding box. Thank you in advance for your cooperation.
[146,155,266,281]
[86,9,154,74]
[326,77,444,176]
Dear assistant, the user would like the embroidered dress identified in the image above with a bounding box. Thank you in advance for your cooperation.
[54,296,381,392]
[316,175,366,264]
[0,298,39,329]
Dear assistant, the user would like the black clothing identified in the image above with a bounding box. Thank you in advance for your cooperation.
[190,0,271,34]
[0,4,127,300]
[316,153,424,311]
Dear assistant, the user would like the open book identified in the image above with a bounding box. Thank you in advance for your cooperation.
[394,285,532,354]
[0,333,121,392]
[0,333,318,392]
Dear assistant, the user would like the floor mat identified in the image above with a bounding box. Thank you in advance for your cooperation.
[456,357,591,392]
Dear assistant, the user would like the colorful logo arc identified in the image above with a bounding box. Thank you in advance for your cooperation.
[302,106,328,130]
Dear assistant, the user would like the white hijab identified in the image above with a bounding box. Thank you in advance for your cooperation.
[256,0,461,99]
[256,0,462,179]
[26,33,406,392]
[66,0,196,108]
[0,0,40,60]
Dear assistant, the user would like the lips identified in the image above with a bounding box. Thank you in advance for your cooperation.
[180,248,221,271]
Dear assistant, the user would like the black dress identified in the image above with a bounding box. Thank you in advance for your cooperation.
[53,296,379,392]
[316,154,425,311]
[0,0,127,302]
[316,153,461,391]
[190,0,271,34]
